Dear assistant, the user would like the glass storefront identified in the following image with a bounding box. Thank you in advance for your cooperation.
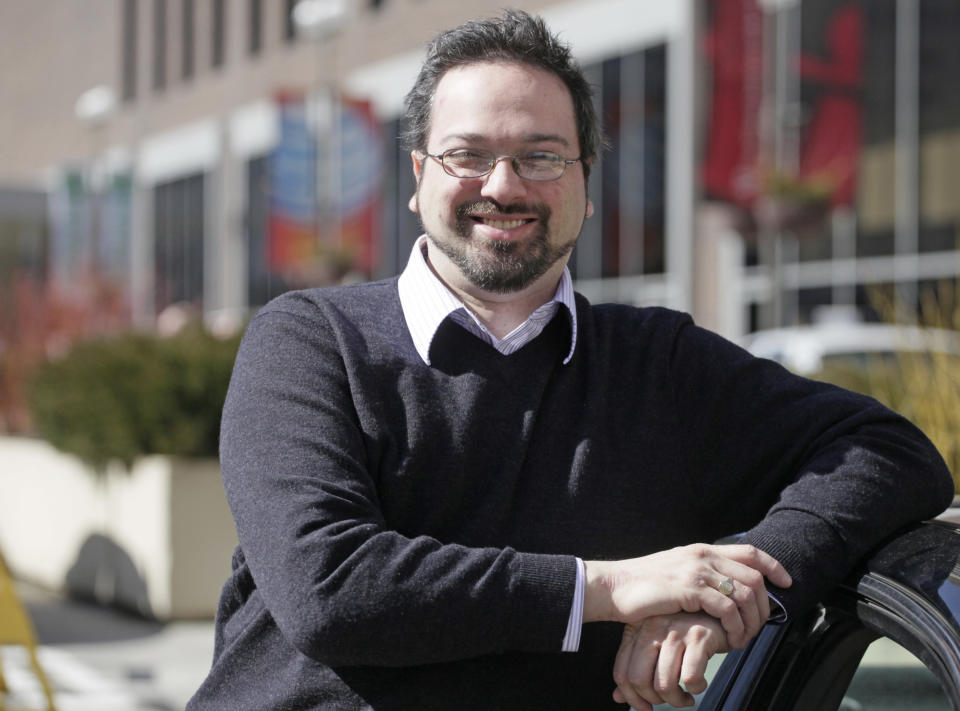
[703,0,960,330]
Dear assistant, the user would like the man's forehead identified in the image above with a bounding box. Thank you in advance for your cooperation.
[433,60,565,94]
[427,61,578,144]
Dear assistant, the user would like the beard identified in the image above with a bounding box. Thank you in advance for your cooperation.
[424,200,577,293]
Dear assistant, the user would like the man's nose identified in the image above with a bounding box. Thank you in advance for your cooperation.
[480,157,527,204]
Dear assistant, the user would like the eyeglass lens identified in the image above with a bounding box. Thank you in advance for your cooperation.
[441,150,568,181]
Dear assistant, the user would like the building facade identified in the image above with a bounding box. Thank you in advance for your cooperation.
[1,0,959,341]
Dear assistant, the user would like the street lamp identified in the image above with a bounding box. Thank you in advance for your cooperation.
[292,0,348,39]
[74,85,116,127]
[292,0,349,253]
[73,85,116,290]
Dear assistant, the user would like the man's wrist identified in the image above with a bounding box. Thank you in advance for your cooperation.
[582,559,616,623]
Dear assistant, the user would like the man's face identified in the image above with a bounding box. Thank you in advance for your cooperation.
[409,61,593,294]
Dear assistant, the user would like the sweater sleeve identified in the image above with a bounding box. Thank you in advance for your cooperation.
[667,315,954,615]
[219,296,577,668]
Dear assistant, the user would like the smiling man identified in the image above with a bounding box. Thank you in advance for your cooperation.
[187,10,953,711]
[411,60,590,306]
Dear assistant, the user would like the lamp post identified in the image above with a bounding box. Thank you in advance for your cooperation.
[73,85,116,283]
[292,0,349,255]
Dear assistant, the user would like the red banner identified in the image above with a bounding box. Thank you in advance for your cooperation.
[702,0,764,208]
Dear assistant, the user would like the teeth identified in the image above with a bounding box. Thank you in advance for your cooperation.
[481,218,526,229]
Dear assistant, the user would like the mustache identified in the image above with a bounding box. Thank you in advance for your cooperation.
[455,201,550,219]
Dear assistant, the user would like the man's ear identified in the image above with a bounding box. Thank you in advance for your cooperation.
[585,198,594,218]
[409,151,423,213]
[411,150,424,182]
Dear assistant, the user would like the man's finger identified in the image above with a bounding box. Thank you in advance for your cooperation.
[612,627,659,709]
[716,570,763,642]
[679,637,712,696]
[627,637,664,706]
[699,591,746,648]
[653,636,694,708]
[719,544,792,588]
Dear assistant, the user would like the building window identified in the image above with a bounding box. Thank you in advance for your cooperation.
[284,0,297,42]
[380,118,421,277]
[152,0,167,91]
[154,173,205,313]
[246,156,289,305]
[182,0,195,79]
[249,0,262,55]
[572,46,666,281]
[212,0,225,67]
[122,0,137,101]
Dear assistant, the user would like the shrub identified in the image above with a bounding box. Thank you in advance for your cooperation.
[0,275,129,434]
[814,284,960,493]
[817,352,960,492]
[26,326,242,469]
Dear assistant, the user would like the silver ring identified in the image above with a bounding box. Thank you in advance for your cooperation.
[717,577,735,596]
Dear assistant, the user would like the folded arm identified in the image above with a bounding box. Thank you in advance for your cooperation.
[220,303,577,667]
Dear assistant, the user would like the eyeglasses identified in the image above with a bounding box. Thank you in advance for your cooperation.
[423,148,582,182]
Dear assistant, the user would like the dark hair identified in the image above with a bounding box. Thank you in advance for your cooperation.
[401,9,602,179]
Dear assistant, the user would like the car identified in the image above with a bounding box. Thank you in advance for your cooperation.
[739,322,960,376]
[672,519,960,710]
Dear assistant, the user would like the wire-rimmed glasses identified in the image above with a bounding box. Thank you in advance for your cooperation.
[423,148,582,182]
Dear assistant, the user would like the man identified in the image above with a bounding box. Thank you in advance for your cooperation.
[188,10,952,710]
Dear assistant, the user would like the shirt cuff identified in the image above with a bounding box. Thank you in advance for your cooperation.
[562,557,586,652]
[768,591,788,623]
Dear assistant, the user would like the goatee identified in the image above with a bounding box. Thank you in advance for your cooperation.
[425,201,575,293]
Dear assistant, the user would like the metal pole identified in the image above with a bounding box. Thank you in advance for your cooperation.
[895,0,920,317]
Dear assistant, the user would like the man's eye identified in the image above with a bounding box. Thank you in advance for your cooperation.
[447,150,489,161]
[521,152,562,163]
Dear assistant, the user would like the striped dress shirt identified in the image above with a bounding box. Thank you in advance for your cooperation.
[397,235,585,652]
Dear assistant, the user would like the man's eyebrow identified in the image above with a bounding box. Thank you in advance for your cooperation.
[522,133,571,147]
[437,133,571,147]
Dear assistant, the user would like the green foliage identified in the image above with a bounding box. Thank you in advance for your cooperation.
[816,350,960,494]
[26,327,242,470]
[814,281,960,493]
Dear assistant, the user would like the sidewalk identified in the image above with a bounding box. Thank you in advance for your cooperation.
[3,582,214,711]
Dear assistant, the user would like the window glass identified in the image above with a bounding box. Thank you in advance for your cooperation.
[249,0,263,55]
[122,0,138,101]
[182,0,195,80]
[212,0,225,67]
[598,45,666,279]
[842,636,950,711]
[246,155,287,306]
[154,173,205,313]
[153,0,167,91]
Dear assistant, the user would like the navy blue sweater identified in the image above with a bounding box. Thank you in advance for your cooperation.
[188,279,953,710]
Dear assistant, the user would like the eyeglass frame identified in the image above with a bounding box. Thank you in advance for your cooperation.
[421,148,584,182]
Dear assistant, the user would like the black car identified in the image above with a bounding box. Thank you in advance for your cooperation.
[672,519,960,711]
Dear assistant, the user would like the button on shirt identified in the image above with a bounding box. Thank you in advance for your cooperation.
[397,235,586,652]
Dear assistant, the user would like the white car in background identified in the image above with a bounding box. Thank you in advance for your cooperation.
[740,321,960,375]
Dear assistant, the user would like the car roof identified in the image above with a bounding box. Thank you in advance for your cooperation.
[848,519,960,631]
[741,323,960,374]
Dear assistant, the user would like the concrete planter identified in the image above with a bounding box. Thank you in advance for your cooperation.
[0,436,236,620]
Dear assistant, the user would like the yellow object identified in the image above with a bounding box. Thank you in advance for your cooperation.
[0,552,57,711]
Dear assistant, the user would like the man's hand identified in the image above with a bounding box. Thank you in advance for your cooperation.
[584,544,791,649]
[612,612,728,709]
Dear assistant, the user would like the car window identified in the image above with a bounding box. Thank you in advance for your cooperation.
[841,636,950,711]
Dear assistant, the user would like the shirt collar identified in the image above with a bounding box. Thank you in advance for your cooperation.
[397,235,578,365]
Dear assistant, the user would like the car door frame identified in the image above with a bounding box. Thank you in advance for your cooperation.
[696,570,960,710]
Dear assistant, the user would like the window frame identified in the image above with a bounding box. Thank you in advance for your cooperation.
[700,533,960,709]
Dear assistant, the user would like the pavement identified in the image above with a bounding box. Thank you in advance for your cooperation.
[2,582,214,711]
